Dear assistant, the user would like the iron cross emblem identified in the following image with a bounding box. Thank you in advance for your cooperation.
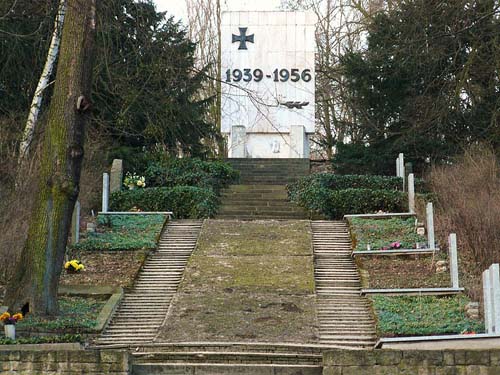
[232,27,254,50]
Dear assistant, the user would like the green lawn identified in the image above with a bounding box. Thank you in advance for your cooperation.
[372,295,484,337]
[72,214,166,251]
[350,217,426,251]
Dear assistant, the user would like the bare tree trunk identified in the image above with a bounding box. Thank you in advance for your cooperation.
[18,0,66,161]
[5,0,96,316]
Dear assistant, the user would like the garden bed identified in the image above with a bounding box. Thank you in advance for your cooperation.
[157,219,318,343]
[357,256,450,289]
[72,214,167,252]
[372,295,484,337]
[350,217,427,252]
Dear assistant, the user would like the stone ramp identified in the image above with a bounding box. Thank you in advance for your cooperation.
[311,220,377,348]
[93,220,203,347]
[131,343,323,375]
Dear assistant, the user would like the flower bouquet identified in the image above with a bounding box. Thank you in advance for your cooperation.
[64,259,85,273]
[0,312,23,340]
[123,172,146,190]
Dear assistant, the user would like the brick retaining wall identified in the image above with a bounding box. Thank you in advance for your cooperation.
[323,349,500,374]
[0,349,129,374]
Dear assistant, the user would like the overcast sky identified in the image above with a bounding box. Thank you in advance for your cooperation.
[154,0,281,23]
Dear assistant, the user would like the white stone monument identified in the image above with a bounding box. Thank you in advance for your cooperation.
[221,11,316,158]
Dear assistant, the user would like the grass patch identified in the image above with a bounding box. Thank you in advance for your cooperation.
[372,295,484,337]
[350,217,426,251]
[17,296,105,332]
[72,214,166,251]
[158,219,318,343]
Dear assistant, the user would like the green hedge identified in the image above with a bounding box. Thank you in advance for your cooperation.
[110,186,218,218]
[289,185,407,219]
[288,173,426,200]
[144,158,239,192]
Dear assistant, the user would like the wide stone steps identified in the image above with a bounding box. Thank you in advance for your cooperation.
[130,342,324,375]
[311,220,377,348]
[94,220,202,347]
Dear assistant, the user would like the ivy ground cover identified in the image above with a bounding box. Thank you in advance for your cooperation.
[372,295,483,337]
[350,217,426,251]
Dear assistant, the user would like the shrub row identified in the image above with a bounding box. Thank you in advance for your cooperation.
[110,186,218,219]
[288,173,425,200]
[144,158,239,192]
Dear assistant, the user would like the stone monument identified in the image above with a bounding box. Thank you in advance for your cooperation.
[221,11,316,158]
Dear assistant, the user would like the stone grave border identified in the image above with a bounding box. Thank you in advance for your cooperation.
[376,333,500,349]
[360,233,463,296]
[348,202,439,256]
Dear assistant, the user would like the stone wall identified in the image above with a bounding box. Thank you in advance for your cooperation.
[323,349,500,374]
[0,349,129,374]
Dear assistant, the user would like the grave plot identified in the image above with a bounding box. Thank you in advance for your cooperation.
[350,216,450,289]
[156,219,318,343]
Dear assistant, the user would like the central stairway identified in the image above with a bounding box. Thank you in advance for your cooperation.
[218,159,310,220]
[311,220,377,348]
[94,220,202,347]
[131,343,323,375]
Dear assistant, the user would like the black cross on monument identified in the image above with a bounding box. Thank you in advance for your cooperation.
[232,27,254,50]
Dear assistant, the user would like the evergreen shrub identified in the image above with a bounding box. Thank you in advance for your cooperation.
[110,186,218,218]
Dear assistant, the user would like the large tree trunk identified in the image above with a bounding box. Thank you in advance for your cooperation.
[18,0,66,161]
[5,0,96,316]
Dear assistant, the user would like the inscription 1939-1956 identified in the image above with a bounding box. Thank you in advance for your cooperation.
[225,68,312,83]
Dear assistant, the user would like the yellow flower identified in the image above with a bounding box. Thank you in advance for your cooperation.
[64,261,71,269]
[12,313,23,321]
[0,312,11,322]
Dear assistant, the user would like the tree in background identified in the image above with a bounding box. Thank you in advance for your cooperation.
[92,0,218,158]
[338,0,500,173]
[281,0,384,159]
[4,0,96,315]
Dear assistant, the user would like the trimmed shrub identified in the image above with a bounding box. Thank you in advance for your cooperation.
[289,173,426,198]
[321,189,407,219]
[110,186,218,218]
[144,158,239,192]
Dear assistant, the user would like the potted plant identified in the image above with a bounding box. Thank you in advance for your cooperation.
[0,312,23,340]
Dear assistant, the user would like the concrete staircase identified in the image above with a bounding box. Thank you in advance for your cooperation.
[131,343,323,375]
[311,221,377,348]
[94,220,203,347]
[218,159,310,220]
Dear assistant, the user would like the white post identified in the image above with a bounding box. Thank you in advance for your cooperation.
[396,157,401,177]
[448,233,459,289]
[483,269,492,333]
[72,200,80,244]
[408,173,415,213]
[399,153,405,191]
[426,202,435,249]
[489,264,500,333]
[102,173,109,213]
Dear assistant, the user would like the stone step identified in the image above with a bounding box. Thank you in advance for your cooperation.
[132,363,322,375]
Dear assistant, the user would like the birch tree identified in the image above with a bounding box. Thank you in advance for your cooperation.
[18,0,66,160]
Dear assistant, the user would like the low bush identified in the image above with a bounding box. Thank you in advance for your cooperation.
[73,214,166,251]
[289,185,407,219]
[144,158,239,192]
[288,173,426,202]
[373,295,484,336]
[110,186,218,218]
